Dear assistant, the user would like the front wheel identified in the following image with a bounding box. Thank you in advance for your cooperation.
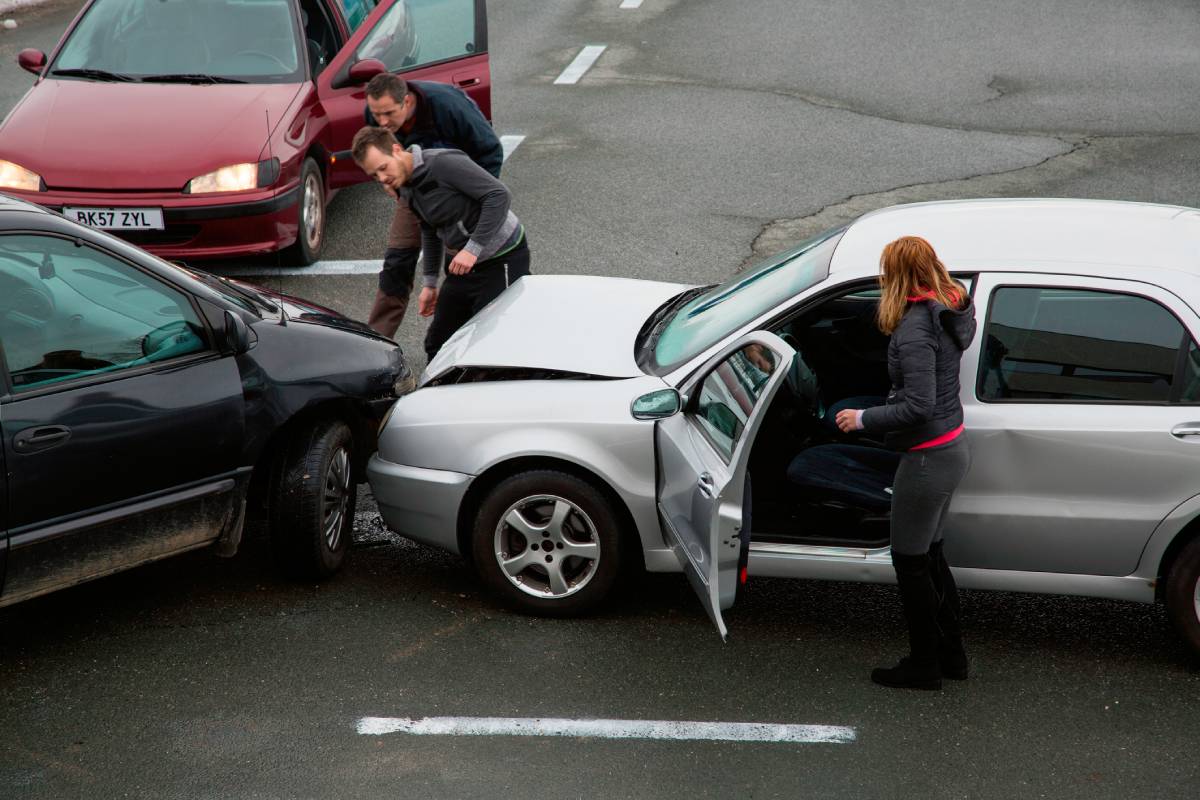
[472,470,624,617]
[269,419,356,579]
[284,157,326,266]
[1165,536,1200,658]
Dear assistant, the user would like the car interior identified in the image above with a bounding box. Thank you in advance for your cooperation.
[744,276,973,549]
[0,238,206,392]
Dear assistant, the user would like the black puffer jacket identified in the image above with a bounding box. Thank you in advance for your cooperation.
[861,295,977,451]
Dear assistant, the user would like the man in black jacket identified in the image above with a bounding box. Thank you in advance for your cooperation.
[352,127,530,360]
[362,74,503,339]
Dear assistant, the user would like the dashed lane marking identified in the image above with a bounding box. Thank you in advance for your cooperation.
[554,45,607,85]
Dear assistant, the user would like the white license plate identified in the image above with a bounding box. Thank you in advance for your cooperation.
[63,207,165,230]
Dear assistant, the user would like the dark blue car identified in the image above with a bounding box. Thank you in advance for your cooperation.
[0,194,413,608]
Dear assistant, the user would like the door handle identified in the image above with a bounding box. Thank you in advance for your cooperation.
[455,77,480,87]
[13,425,72,453]
[697,472,715,498]
[1171,423,1200,439]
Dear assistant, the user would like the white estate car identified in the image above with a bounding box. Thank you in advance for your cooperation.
[367,198,1200,655]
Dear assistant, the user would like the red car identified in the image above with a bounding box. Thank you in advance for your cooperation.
[0,0,491,264]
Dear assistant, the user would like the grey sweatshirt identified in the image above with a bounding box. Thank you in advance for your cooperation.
[398,145,522,287]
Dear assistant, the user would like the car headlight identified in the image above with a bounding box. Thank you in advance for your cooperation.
[185,159,279,194]
[0,160,43,191]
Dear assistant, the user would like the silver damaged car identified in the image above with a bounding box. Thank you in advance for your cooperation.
[368,198,1200,656]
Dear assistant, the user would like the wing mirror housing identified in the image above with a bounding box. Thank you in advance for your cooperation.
[347,58,387,85]
[631,388,681,420]
[17,49,46,76]
[223,310,252,355]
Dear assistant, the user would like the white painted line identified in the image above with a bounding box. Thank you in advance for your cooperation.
[357,716,857,744]
[553,45,607,85]
[500,134,526,162]
[619,0,644,8]
[216,259,381,277]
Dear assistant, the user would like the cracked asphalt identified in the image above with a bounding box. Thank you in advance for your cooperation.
[1,1,1200,798]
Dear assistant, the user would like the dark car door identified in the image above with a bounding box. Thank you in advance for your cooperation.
[0,232,245,607]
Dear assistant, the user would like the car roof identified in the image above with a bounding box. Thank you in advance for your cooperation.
[831,198,1200,279]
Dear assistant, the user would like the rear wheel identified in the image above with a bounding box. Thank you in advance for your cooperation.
[1165,536,1200,657]
[472,470,623,617]
[284,157,325,266]
[269,419,356,579]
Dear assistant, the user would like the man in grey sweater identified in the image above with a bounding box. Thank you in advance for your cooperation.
[351,126,531,360]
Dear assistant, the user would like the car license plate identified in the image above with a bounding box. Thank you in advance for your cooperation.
[63,207,165,230]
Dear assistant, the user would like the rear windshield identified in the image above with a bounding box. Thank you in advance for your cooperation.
[52,0,303,82]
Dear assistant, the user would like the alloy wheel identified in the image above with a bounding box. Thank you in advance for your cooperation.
[322,446,351,551]
[493,494,601,599]
[302,171,324,251]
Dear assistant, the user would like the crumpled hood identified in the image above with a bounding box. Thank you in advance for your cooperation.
[423,274,690,381]
[929,295,977,350]
[0,80,302,190]
[226,278,390,342]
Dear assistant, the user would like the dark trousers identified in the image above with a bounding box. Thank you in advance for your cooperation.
[889,436,971,555]
[424,238,531,360]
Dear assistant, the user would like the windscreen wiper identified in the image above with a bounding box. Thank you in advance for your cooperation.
[635,285,713,352]
[50,68,136,82]
[140,73,247,84]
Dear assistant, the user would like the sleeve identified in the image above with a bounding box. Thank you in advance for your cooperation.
[434,153,512,258]
[861,321,938,432]
[419,221,442,288]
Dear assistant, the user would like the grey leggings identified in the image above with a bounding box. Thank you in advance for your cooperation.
[890,436,971,556]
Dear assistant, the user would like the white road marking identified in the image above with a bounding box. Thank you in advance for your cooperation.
[356,716,857,744]
[217,260,381,277]
[500,134,526,162]
[554,45,607,85]
[619,0,645,8]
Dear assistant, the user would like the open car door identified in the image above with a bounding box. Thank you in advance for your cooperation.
[655,331,796,639]
[318,0,491,188]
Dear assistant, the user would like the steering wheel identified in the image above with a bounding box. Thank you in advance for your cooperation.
[232,50,293,71]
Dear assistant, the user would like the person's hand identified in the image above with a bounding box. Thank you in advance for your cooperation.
[448,250,478,275]
[418,287,438,317]
[835,409,863,433]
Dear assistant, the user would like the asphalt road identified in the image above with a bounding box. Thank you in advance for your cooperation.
[1,1,1199,798]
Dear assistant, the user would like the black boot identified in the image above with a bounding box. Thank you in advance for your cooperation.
[872,551,942,690]
[929,541,968,680]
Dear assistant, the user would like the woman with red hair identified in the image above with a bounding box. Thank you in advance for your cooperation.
[835,236,977,690]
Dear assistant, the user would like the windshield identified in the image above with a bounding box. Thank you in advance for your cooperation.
[52,0,303,82]
[649,227,845,373]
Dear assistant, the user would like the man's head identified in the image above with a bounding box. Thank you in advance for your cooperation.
[365,73,415,134]
[352,126,411,191]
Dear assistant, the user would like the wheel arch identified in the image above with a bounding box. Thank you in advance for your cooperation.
[455,455,645,574]
[1156,514,1200,602]
[248,398,377,511]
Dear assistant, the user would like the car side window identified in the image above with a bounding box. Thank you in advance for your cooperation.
[0,234,208,393]
[356,0,476,71]
[978,286,1195,403]
[691,344,778,461]
[338,0,378,31]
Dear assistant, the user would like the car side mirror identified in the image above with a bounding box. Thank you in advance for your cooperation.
[631,388,681,420]
[223,310,251,355]
[347,58,387,85]
[17,49,46,76]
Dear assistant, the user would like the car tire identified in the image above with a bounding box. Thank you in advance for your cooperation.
[1165,535,1200,657]
[472,470,623,617]
[269,418,356,579]
[284,157,325,266]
